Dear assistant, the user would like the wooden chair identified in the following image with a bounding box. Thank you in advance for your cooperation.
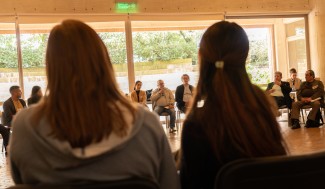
[215,151,325,189]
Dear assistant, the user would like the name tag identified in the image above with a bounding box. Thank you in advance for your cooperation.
[312,85,318,89]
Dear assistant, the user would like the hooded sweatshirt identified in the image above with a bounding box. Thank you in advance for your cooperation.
[9,104,180,189]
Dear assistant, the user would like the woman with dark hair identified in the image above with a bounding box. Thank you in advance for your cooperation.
[130,80,148,108]
[27,85,43,106]
[9,20,179,188]
[179,21,288,189]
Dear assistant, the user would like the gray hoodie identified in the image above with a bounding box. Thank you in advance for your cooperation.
[9,104,180,189]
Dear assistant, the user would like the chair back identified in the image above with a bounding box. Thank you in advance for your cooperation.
[6,178,159,189]
[215,151,325,189]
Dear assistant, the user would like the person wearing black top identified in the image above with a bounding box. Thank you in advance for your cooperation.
[179,21,287,189]
[175,74,194,113]
[27,85,43,106]
[3,86,27,127]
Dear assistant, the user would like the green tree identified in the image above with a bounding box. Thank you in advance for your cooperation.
[99,32,126,64]
[0,34,18,68]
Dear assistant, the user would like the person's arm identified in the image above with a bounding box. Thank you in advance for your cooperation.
[297,82,305,101]
[175,86,182,104]
[140,90,147,105]
[280,81,292,94]
[150,88,161,102]
[168,89,175,104]
[266,83,275,94]
[3,101,14,126]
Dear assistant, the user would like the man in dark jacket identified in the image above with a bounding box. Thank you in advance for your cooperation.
[3,85,27,127]
[266,71,292,109]
[175,74,194,113]
[290,70,325,129]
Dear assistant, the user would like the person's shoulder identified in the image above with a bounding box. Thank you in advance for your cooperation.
[133,105,163,134]
[3,98,11,104]
[282,81,290,85]
[164,87,172,92]
[176,84,183,89]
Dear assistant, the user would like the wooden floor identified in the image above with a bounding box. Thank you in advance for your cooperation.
[1,113,325,188]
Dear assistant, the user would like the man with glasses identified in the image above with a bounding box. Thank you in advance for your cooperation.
[151,80,177,133]
[290,70,324,129]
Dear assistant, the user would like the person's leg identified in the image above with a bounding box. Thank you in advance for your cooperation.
[165,108,176,130]
[291,101,304,129]
[153,106,164,115]
[305,101,321,128]
[274,96,285,107]
[0,124,10,153]
[307,101,321,121]
[291,101,304,120]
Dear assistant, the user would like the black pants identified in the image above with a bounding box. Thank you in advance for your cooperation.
[0,124,10,151]
[273,96,286,108]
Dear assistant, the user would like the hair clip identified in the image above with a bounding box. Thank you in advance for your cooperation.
[215,61,224,69]
[197,99,205,108]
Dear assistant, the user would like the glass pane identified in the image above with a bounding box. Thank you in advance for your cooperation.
[89,21,128,93]
[288,39,307,79]
[0,23,19,102]
[286,18,307,80]
[133,30,202,92]
[131,21,215,93]
[98,32,128,93]
[245,28,272,86]
[285,19,305,37]
[20,23,53,100]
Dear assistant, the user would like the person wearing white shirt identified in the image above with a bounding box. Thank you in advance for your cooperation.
[266,71,292,109]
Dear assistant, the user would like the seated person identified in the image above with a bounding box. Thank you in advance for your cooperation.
[9,20,180,188]
[287,68,302,91]
[179,21,287,189]
[266,71,292,109]
[290,70,325,129]
[175,74,194,113]
[130,80,148,108]
[3,85,27,127]
[0,124,10,155]
[151,79,177,133]
[27,85,43,106]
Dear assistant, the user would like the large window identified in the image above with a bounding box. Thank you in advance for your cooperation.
[245,27,272,85]
[285,18,307,79]
[131,21,216,92]
[0,23,19,101]
[89,22,129,93]
[0,16,309,102]
[20,23,51,99]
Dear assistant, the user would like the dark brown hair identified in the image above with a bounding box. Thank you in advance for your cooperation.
[185,21,287,162]
[35,20,135,148]
[289,68,297,74]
